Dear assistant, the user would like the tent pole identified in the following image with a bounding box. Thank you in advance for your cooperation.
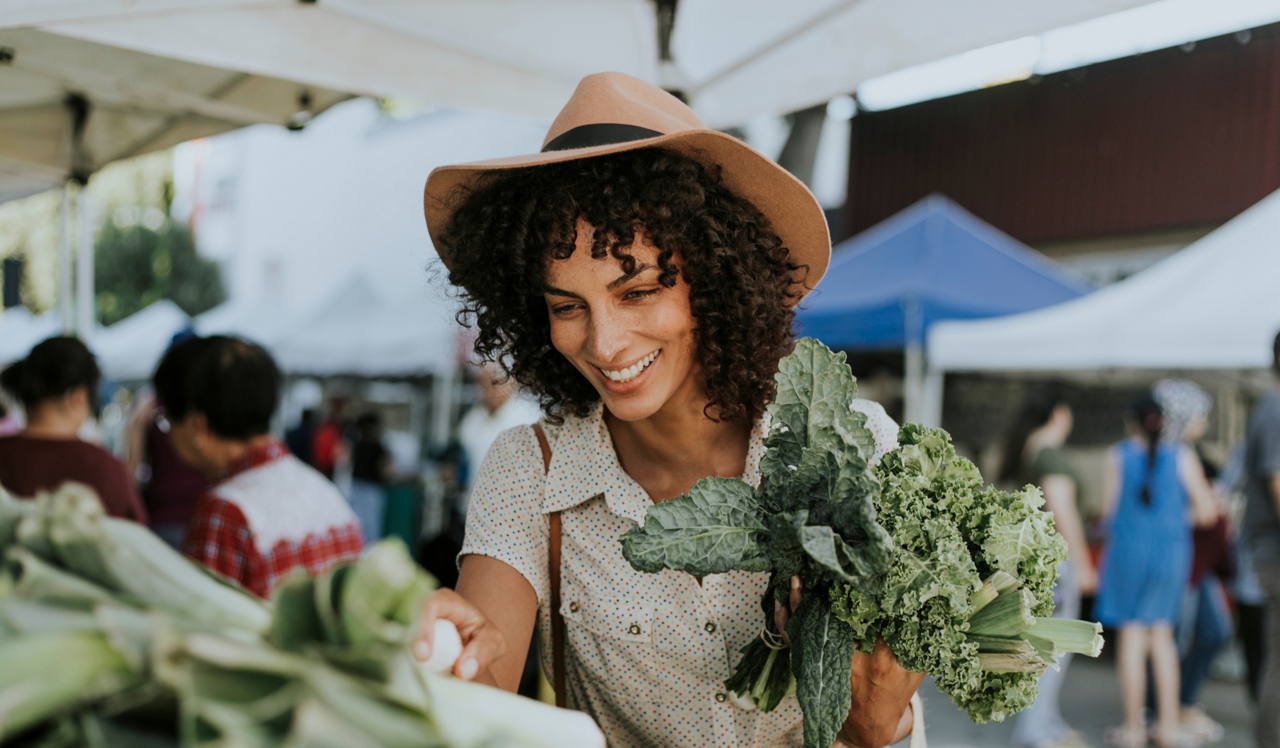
[921,366,944,427]
[430,369,457,449]
[904,341,923,423]
[76,190,95,341]
[58,183,74,333]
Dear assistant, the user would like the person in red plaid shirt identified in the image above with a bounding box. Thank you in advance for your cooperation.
[154,335,362,599]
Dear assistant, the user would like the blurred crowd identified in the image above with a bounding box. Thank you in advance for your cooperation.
[0,334,540,601]
[1000,333,1280,748]
[1,328,1278,745]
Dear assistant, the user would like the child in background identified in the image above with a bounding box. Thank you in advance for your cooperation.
[1096,394,1218,748]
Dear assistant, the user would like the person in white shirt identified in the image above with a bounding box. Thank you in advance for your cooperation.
[457,362,542,515]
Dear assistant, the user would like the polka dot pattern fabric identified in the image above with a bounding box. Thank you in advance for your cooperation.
[461,400,898,747]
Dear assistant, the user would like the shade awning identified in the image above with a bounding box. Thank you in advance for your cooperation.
[0,26,350,203]
[796,194,1091,350]
[9,0,1159,130]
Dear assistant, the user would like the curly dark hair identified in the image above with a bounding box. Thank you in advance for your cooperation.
[440,147,805,424]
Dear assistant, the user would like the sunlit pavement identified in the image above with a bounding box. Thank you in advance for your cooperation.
[892,656,1253,748]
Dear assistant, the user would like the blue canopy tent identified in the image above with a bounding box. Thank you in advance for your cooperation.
[795,194,1091,421]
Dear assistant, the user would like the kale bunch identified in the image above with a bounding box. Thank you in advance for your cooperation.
[620,339,894,748]
[832,424,1101,723]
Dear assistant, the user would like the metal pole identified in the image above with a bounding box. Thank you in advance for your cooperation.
[58,184,74,333]
[76,190,94,341]
[903,297,923,423]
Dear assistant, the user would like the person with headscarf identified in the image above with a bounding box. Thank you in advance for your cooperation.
[1095,394,1219,748]
[1151,380,1229,743]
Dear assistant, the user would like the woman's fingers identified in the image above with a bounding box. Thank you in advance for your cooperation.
[415,588,507,680]
[774,600,791,648]
[772,576,805,649]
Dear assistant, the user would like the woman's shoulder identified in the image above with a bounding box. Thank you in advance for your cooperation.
[850,398,898,466]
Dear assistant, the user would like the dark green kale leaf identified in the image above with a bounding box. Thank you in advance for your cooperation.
[620,477,770,575]
[787,594,855,748]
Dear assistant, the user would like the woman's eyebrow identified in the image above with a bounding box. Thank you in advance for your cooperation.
[543,286,582,299]
[607,263,658,289]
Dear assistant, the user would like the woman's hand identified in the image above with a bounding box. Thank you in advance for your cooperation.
[773,576,924,748]
[838,641,924,748]
[414,588,508,682]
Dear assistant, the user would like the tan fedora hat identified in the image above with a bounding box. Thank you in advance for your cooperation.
[423,72,831,297]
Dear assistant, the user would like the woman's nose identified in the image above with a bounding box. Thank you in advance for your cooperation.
[587,306,628,362]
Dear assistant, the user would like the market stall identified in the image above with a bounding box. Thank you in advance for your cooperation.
[925,186,1280,424]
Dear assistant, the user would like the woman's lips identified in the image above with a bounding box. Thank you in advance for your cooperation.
[594,350,660,395]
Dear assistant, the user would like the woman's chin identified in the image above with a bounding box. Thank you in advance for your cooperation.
[599,391,666,423]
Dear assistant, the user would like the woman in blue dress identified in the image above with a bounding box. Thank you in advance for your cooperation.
[1096,395,1218,748]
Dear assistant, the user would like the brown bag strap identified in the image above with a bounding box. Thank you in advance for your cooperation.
[532,423,567,710]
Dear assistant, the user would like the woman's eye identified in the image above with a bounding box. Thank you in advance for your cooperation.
[623,288,659,301]
[551,303,582,316]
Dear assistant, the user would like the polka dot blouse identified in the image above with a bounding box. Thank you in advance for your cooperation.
[460,399,899,747]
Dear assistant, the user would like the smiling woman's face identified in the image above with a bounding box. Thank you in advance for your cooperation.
[543,221,699,422]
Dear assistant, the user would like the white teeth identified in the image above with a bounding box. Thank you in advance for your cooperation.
[602,351,658,383]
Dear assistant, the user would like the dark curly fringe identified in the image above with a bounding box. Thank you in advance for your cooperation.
[439,148,803,424]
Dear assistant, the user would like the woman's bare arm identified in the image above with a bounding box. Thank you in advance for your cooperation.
[1101,447,1121,521]
[1041,474,1095,593]
[1178,446,1222,528]
[417,554,538,690]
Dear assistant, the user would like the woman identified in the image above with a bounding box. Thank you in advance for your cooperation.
[414,73,922,747]
[1000,387,1094,748]
[1151,379,1230,744]
[1095,394,1217,748]
[0,336,146,521]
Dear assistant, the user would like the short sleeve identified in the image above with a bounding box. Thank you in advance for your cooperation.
[1032,448,1073,480]
[92,449,149,524]
[851,398,899,467]
[459,425,551,606]
[183,497,262,596]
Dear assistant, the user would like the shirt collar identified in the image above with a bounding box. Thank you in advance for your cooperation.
[541,403,769,525]
[218,439,289,484]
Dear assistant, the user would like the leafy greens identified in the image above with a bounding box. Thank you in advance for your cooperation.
[621,339,893,748]
[620,338,1103,743]
[833,423,1101,723]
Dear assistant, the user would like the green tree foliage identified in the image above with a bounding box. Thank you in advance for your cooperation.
[94,219,225,326]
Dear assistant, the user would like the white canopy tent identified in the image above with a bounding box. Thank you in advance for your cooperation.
[0,306,58,366]
[268,276,460,379]
[10,0,1159,130]
[924,187,1280,424]
[91,299,191,381]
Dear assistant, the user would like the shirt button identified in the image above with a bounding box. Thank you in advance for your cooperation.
[705,622,717,633]
[569,601,580,613]
[715,692,727,703]
[628,623,642,635]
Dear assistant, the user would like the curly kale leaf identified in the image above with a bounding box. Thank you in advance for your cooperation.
[620,477,770,575]
[834,424,1069,723]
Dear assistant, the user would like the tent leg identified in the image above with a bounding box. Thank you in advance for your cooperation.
[904,341,923,423]
[921,367,944,428]
[58,184,74,333]
[430,370,457,449]
[76,190,95,341]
